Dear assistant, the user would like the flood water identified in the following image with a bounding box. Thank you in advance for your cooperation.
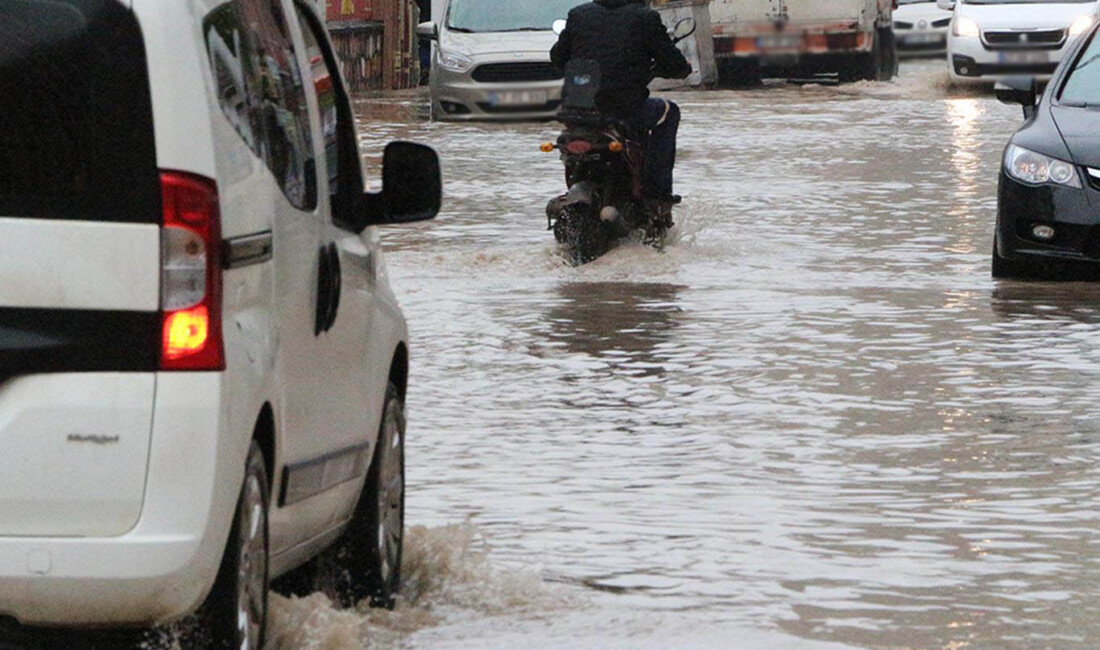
[270,62,1100,649]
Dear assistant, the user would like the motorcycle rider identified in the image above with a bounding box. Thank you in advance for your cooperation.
[550,0,691,204]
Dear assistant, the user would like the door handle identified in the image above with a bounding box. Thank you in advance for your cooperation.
[325,242,342,331]
[315,244,332,336]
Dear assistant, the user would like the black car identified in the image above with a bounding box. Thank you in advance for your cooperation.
[993,22,1100,279]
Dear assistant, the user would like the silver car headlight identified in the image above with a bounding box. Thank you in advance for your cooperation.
[438,52,473,73]
[1005,145,1083,188]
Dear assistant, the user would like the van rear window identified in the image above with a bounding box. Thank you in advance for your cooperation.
[0,0,159,224]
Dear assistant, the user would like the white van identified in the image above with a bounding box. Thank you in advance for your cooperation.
[941,0,1099,81]
[0,0,440,647]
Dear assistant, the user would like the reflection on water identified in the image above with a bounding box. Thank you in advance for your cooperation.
[539,282,685,377]
[297,63,1100,649]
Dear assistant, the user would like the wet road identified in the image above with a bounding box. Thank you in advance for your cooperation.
[271,62,1100,649]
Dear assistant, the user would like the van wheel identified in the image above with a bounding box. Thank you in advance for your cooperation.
[316,384,405,610]
[188,442,270,649]
[717,58,762,87]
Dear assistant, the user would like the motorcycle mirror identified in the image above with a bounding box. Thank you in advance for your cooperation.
[552,19,567,35]
[672,17,696,43]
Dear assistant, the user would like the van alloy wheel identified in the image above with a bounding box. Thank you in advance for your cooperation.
[376,405,404,593]
[311,383,405,610]
[236,468,268,649]
[189,442,270,650]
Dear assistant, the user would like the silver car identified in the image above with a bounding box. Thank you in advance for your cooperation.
[418,0,588,121]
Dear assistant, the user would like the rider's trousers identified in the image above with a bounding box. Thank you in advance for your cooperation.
[634,97,681,199]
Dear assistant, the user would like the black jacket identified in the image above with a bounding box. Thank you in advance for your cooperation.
[550,0,691,117]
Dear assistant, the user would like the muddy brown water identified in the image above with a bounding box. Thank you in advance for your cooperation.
[267,63,1100,649]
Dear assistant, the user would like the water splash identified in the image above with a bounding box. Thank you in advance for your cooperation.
[267,524,573,649]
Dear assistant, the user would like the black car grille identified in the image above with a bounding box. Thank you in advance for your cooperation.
[932,18,951,28]
[471,62,562,83]
[984,29,1065,50]
[894,21,913,29]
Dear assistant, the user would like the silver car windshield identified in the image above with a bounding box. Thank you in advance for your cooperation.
[447,0,587,33]
[1061,32,1100,105]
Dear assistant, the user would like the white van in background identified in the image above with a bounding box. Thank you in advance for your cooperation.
[0,0,440,647]
[941,0,1099,81]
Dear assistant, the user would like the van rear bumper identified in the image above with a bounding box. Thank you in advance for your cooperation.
[0,535,207,626]
[0,373,243,627]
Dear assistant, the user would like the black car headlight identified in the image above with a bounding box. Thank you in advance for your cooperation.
[1005,144,1083,189]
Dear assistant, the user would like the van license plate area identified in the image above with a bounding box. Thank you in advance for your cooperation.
[1000,51,1049,65]
[757,34,802,52]
[488,90,548,107]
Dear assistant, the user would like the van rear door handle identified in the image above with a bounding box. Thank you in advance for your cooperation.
[325,242,342,331]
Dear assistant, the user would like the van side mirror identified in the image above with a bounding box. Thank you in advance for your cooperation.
[936,0,956,10]
[995,76,1039,119]
[417,21,438,40]
[358,142,441,230]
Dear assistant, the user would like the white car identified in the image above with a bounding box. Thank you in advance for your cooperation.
[419,0,588,121]
[0,0,439,647]
[941,0,1099,81]
[894,0,953,57]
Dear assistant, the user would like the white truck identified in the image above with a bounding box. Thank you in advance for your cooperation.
[708,0,898,84]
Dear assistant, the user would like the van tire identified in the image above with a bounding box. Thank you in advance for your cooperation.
[717,57,762,87]
[188,442,270,650]
[315,384,406,610]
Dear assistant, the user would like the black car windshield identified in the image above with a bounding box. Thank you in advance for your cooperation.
[1061,32,1100,105]
[447,0,586,32]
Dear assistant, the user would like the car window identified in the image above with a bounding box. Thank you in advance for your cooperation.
[295,10,342,216]
[203,0,317,211]
[0,0,159,224]
[1060,32,1100,106]
[294,7,366,231]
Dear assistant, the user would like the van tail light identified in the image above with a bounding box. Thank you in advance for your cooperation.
[159,171,225,371]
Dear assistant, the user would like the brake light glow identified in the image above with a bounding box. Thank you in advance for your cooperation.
[163,306,211,360]
[159,171,224,371]
[566,140,593,155]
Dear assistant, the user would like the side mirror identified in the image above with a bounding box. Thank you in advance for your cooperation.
[936,0,956,10]
[552,19,567,36]
[671,17,697,44]
[378,141,442,225]
[995,76,1039,119]
[416,21,438,41]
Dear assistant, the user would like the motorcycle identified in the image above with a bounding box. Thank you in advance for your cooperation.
[542,17,697,266]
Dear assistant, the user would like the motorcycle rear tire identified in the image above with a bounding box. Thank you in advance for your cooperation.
[554,204,608,266]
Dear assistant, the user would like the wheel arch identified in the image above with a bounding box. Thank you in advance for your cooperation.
[253,402,276,483]
[388,343,409,403]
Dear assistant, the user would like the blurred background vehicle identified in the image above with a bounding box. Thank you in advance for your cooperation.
[894,0,953,58]
[418,0,587,121]
[992,21,1100,278]
[943,0,1099,82]
[708,0,897,85]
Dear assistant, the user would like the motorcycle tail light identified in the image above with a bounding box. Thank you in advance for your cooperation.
[608,141,624,153]
[566,140,593,155]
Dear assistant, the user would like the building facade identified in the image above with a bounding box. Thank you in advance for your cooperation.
[325,0,419,91]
